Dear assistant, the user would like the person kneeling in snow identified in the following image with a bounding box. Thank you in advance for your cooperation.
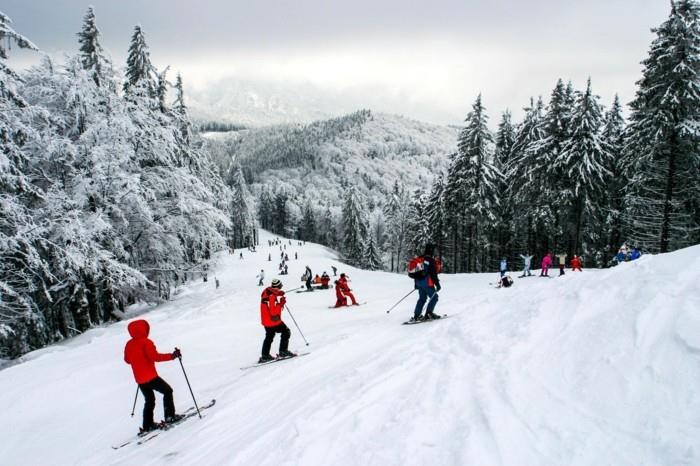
[124,319,183,434]
[334,273,359,307]
[259,279,295,363]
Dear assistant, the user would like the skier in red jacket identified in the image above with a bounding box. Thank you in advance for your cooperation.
[334,273,358,307]
[124,319,182,433]
[259,278,295,363]
[571,255,583,271]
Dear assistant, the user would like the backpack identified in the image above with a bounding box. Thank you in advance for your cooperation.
[407,256,427,279]
[434,257,443,274]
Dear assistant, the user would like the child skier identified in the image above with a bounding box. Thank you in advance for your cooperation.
[519,253,533,277]
[411,243,441,321]
[499,258,508,277]
[334,273,359,307]
[571,255,583,271]
[124,319,182,434]
[259,279,295,363]
[540,253,552,277]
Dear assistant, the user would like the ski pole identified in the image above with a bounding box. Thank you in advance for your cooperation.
[286,285,304,293]
[385,289,417,314]
[130,386,139,417]
[285,305,310,346]
[176,350,202,419]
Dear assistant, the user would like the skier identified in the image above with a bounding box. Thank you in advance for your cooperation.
[124,319,183,434]
[320,272,330,289]
[571,255,583,271]
[257,269,265,286]
[268,253,271,261]
[499,258,508,277]
[331,265,337,276]
[239,252,244,260]
[334,273,358,307]
[304,265,313,291]
[519,253,533,277]
[295,252,298,260]
[411,243,441,321]
[630,247,641,261]
[284,264,288,275]
[540,253,552,277]
[259,279,295,363]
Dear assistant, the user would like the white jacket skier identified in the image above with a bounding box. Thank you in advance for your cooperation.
[519,254,533,277]
[257,269,265,286]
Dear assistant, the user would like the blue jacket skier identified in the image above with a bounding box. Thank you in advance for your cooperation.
[499,258,508,277]
[412,244,441,322]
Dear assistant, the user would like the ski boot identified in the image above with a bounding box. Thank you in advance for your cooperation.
[278,350,297,358]
[258,354,275,363]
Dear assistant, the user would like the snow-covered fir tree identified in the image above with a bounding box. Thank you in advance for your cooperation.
[342,186,368,266]
[405,189,430,258]
[602,95,626,257]
[556,78,612,259]
[363,229,384,271]
[77,6,110,87]
[623,0,700,252]
[443,94,499,272]
[124,25,156,97]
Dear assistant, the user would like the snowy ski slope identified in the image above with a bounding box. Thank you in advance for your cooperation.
[0,230,698,466]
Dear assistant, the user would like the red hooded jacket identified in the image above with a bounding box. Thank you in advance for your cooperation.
[124,319,174,384]
[260,287,285,327]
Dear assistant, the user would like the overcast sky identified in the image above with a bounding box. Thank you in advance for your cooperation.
[3,0,670,125]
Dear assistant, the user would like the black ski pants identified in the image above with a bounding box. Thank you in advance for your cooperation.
[262,323,291,356]
[139,376,175,429]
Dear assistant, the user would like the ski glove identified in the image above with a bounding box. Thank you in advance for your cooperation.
[279,297,287,306]
[435,283,441,292]
[172,348,182,359]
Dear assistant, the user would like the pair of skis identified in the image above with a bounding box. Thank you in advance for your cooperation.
[402,314,448,325]
[240,352,311,370]
[112,399,216,450]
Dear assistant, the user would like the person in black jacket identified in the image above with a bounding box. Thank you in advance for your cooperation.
[413,243,441,321]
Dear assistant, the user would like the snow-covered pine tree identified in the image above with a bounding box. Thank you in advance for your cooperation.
[405,188,430,259]
[0,11,46,356]
[342,186,368,266]
[494,110,516,261]
[229,166,256,248]
[623,0,700,252]
[601,95,626,259]
[507,97,551,257]
[556,78,612,257]
[77,6,110,87]
[363,227,384,270]
[156,66,170,113]
[300,202,317,242]
[123,25,156,97]
[445,94,499,272]
[425,176,446,263]
[383,181,410,272]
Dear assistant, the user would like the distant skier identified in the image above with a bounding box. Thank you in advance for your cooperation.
[499,258,508,277]
[284,264,288,275]
[334,273,358,307]
[630,247,641,261]
[331,266,337,276]
[320,272,330,289]
[257,269,265,286]
[409,243,442,322]
[571,255,582,271]
[295,252,298,260]
[268,253,271,261]
[259,279,295,363]
[540,253,552,277]
[239,252,244,260]
[124,319,183,434]
[519,253,533,277]
[304,266,313,291]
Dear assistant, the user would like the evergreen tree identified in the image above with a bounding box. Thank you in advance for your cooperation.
[602,95,626,256]
[425,177,446,260]
[300,202,317,242]
[383,181,410,271]
[494,110,516,260]
[77,6,110,87]
[557,78,612,256]
[363,229,383,270]
[623,0,700,252]
[444,95,499,272]
[405,189,430,259]
[124,25,155,96]
[342,186,368,265]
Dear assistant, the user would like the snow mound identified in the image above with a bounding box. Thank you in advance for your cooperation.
[0,233,698,466]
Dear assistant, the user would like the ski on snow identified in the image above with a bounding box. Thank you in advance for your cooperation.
[328,301,368,309]
[112,399,216,450]
[402,314,449,325]
[240,352,311,370]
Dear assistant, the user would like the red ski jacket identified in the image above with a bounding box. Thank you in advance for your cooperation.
[260,287,285,327]
[124,319,174,384]
[571,257,582,269]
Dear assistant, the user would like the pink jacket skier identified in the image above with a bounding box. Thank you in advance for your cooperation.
[540,253,552,277]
